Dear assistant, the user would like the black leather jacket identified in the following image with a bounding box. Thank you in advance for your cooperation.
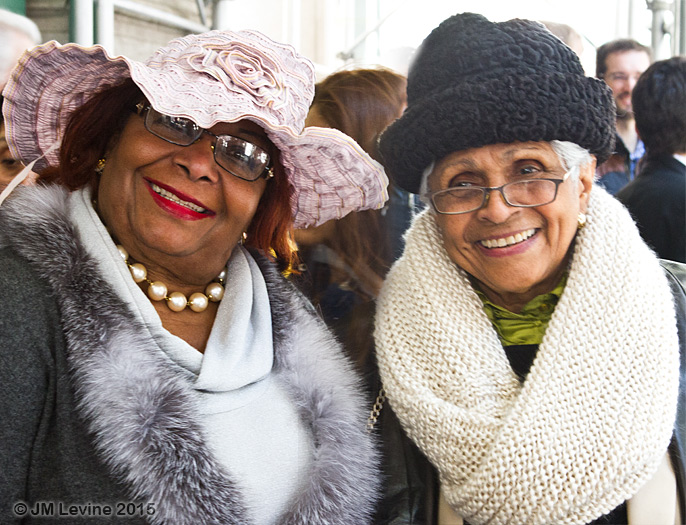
[370,377,438,525]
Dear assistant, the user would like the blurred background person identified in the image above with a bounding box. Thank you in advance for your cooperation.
[0,11,41,193]
[540,20,584,57]
[617,57,686,263]
[294,66,407,371]
[0,95,28,190]
[0,95,38,192]
[595,38,652,194]
[0,8,41,90]
[293,67,437,523]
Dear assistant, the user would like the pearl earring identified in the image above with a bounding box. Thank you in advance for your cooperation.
[577,212,587,230]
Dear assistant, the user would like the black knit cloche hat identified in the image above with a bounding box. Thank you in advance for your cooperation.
[378,12,616,194]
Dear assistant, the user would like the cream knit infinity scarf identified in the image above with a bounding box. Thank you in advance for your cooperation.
[375,188,680,525]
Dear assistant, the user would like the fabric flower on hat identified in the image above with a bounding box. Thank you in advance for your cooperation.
[187,43,287,110]
[139,31,314,131]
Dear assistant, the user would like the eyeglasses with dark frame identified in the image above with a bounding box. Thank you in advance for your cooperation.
[425,171,571,215]
[135,103,274,182]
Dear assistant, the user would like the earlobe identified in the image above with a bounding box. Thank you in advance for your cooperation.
[577,161,595,209]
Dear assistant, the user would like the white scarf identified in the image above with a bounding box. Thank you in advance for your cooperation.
[375,188,680,524]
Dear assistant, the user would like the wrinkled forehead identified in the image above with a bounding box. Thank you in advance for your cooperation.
[436,142,558,172]
[423,142,561,191]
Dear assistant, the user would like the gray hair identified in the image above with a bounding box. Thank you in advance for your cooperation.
[549,140,593,180]
[419,140,593,208]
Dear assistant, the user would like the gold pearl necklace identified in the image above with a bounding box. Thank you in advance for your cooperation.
[117,245,226,313]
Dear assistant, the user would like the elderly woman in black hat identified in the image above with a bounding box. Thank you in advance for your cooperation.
[375,13,686,524]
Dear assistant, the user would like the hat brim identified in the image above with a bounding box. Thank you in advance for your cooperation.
[271,126,388,227]
[379,72,615,194]
[3,42,131,172]
[3,40,388,227]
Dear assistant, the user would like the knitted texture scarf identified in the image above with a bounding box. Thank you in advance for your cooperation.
[375,188,680,524]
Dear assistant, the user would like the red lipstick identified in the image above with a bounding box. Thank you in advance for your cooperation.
[144,178,215,221]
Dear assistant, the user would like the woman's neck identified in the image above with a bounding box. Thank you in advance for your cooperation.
[471,265,568,314]
[153,300,219,352]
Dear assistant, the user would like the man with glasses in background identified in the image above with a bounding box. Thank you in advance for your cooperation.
[595,38,651,195]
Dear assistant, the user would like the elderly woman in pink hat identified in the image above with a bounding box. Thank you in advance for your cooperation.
[0,31,385,524]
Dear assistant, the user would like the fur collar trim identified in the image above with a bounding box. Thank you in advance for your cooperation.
[0,185,380,524]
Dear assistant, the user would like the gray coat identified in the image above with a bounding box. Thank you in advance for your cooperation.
[0,185,380,524]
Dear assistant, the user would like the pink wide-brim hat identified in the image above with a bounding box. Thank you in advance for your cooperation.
[2,30,388,228]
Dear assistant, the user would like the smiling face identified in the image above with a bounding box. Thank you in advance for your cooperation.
[428,141,594,312]
[97,113,269,284]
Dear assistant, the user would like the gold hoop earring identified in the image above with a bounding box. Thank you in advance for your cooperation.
[239,232,247,245]
[95,158,107,176]
[577,212,587,230]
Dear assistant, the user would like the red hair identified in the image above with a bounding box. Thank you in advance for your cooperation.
[40,78,296,268]
[312,68,407,162]
[244,155,296,272]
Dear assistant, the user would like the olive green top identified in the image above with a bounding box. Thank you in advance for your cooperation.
[475,274,567,346]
